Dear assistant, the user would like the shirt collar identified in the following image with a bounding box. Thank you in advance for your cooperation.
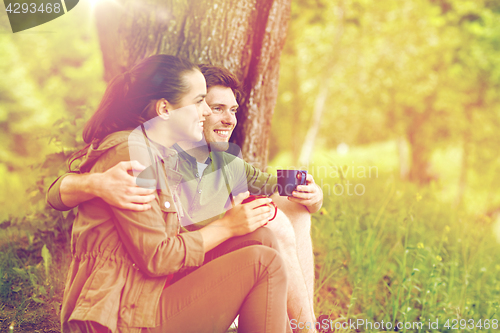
[172,143,212,165]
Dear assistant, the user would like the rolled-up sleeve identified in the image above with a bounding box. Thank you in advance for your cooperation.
[244,162,278,196]
[46,173,77,211]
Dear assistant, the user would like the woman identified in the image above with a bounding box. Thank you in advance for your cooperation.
[61,55,288,333]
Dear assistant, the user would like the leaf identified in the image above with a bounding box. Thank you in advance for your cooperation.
[32,296,45,304]
[38,286,47,296]
[41,244,52,280]
[12,267,27,277]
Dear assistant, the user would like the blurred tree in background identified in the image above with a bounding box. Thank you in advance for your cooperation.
[271,0,500,212]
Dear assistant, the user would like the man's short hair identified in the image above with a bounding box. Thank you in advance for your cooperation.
[198,64,242,102]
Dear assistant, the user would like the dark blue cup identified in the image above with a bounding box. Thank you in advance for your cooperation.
[277,170,307,196]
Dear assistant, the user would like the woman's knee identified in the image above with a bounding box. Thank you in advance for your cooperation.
[251,226,280,251]
[243,245,287,282]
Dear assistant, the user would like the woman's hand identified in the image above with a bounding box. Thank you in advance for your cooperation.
[199,192,272,252]
[220,192,272,237]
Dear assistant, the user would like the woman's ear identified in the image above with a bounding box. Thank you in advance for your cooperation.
[156,99,173,120]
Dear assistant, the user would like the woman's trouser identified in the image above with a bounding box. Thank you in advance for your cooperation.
[145,244,287,333]
[67,228,288,333]
[145,227,287,333]
[172,226,280,283]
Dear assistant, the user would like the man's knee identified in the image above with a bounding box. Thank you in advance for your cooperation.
[267,211,297,250]
[271,194,310,223]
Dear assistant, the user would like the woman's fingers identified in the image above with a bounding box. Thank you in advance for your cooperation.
[233,191,250,205]
[243,197,272,210]
[244,205,271,227]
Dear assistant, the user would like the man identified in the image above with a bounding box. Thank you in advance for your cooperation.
[47,64,323,332]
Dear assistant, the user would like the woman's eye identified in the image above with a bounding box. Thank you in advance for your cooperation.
[197,99,204,104]
[230,109,238,114]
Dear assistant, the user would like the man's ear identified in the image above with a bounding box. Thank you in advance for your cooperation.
[156,98,173,120]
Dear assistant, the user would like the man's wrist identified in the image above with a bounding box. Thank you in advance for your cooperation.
[307,184,323,213]
[85,173,102,199]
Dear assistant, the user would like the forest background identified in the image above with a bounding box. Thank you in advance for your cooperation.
[1,0,500,332]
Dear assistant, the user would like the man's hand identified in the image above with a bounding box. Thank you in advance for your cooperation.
[287,174,323,214]
[91,161,156,211]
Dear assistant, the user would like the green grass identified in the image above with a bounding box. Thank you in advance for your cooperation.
[309,174,500,332]
[0,211,71,333]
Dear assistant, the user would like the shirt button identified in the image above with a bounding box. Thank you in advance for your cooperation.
[198,189,202,194]
[196,173,200,178]
[164,201,171,208]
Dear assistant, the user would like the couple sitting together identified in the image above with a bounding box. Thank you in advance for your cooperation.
[47,55,324,333]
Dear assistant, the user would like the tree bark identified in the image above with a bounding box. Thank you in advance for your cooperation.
[405,99,435,184]
[94,0,291,170]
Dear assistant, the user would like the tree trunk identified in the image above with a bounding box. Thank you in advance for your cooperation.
[297,1,344,166]
[298,86,327,166]
[405,102,434,184]
[94,0,291,170]
[456,82,486,207]
[397,136,410,181]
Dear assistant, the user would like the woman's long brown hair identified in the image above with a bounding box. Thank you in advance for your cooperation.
[68,55,198,171]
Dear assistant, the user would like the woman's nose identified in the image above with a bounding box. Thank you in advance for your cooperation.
[202,100,212,116]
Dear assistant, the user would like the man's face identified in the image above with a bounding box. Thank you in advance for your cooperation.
[203,85,238,144]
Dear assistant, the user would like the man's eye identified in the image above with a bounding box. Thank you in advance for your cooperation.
[212,107,222,113]
[230,109,238,114]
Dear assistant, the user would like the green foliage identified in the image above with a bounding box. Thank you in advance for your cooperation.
[0,1,104,221]
[0,4,102,330]
[273,0,500,187]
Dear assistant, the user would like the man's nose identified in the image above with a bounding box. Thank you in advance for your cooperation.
[222,109,236,125]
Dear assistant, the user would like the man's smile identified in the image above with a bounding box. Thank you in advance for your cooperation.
[214,129,231,138]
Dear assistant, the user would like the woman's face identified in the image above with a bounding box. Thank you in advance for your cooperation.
[168,70,212,142]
